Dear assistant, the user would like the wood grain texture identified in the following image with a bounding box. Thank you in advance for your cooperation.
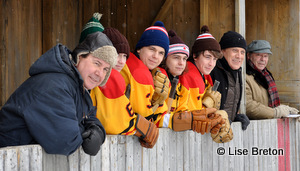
[1,119,299,170]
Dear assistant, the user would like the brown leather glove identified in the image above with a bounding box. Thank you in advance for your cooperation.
[211,110,233,143]
[202,87,221,109]
[151,68,170,107]
[134,114,159,148]
[172,108,225,135]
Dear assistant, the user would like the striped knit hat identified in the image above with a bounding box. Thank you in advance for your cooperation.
[135,21,169,57]
[191,25,221,55]
[168,30,189,57]
[79,12,104,43]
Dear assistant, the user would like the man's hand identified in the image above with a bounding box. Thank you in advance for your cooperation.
[151,68,170,107]
[135,114,159,148]
[81,123,104,156]
[172,108,225,135]
[202,87,221,109]
[211,110,233,143]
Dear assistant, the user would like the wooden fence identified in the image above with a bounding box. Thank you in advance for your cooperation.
[0,118,299,171]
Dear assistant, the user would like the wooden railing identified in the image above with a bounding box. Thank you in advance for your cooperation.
[0,118,299,171]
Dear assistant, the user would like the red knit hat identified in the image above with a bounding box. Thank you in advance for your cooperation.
[103,27,130,58]
[191,25,221,55]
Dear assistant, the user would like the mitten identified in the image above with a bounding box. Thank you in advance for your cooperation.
[274,105,290,118]
[151,68,170,106]
[81,123,104,156]
[135,114,159,148]
[202,87,221,109]
[172,108,225,135]
[234,114,250,130]
[211,110,233,143]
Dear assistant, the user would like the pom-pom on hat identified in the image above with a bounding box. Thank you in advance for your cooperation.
[219,31,247,50]
[191,25,221,55]
[79,12,105,43]
[103,27,130,58]
[135,21,169,57]
[168,30,189,57]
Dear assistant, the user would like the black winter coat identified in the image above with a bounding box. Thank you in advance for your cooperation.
[210,58,243,121]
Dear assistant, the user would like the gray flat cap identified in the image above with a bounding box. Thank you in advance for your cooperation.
[247,40,272,54]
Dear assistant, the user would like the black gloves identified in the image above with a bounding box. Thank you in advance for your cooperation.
[234,114,250,130]
[81,123,105,156]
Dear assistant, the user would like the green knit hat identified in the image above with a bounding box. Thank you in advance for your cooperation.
[79,12,104,43]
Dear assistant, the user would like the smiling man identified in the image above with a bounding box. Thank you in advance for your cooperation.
[210,30,250,131]
[245,40,299,119]
[0,27,118,156]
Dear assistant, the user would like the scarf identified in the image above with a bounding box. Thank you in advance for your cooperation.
[248,60,280,107]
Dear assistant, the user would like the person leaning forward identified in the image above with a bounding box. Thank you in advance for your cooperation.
[0,14,118,156]
[245,40,299,119]
[210,31,250,131]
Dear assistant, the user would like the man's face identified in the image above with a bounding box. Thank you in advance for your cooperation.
[247,52,269,70]
[222,47,246,70]
[137,45,165,70]
[194,50,218,75]
[76,54,110,89]
[114,53,127,72]
[166,53,188,76]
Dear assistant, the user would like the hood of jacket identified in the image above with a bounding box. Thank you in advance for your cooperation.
[29,44,80,84]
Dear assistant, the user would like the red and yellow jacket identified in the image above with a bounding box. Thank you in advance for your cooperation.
[120,53,168,127]
[163,74,190,129]
[90,69,137,135]
[183,61,213,110]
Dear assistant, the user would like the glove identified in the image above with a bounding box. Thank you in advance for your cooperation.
[81,123,104,156]
[172,108,225,135]
[211,110,233,143]
[135,114,159,148]
[151,68,170,106]
[202,87,221,109]
[288,106,299,114]
[274,105,291,118]
[234,114,250,130]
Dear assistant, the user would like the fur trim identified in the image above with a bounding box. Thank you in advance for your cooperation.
[91,45,118,86]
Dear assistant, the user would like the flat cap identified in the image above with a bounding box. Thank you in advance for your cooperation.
[247,40,272,54]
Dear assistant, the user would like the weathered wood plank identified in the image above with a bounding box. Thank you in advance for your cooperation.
[101,136,110,170]
[125,136,134,171]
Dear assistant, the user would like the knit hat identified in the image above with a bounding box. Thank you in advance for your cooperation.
[219,31,247,50]
[168,30,189,57]
[191,25,221,55]
[79,12,104,43]
[135,21,169,57]
[103,27,130,58]
[247,40,272,54]
[73,33,117,87]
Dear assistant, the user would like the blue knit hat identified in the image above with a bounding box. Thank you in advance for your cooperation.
[135,21,169,57]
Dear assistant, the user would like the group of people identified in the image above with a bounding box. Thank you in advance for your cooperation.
[0,13,298,156]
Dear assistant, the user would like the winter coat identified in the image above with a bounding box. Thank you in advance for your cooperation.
[245,62,275,119]
[0,44,105,155]
[210,58,243,122]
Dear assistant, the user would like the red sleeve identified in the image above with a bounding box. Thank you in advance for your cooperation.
[99,69,126,99]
